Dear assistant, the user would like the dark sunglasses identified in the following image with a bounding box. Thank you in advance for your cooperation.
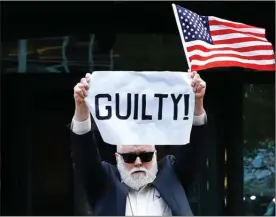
[118,152,155,163]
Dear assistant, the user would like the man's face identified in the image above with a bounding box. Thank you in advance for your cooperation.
[115,145,158,190]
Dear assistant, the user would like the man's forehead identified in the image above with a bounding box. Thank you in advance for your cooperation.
[119,145,155,153]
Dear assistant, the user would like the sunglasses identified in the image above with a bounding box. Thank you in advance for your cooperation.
[118,152,155,163]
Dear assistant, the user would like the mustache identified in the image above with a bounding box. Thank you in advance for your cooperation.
[129,167,148,174]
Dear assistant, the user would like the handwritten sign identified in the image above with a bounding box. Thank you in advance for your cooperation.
[85,71,195,145]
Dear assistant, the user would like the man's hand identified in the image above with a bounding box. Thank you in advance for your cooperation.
[73,73,91,121]
[189,71,206,116]
[190,71,206,100]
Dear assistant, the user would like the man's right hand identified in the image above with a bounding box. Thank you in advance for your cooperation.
[73,73,91,122]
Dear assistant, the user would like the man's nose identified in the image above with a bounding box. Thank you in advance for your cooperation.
[134,157,142,167]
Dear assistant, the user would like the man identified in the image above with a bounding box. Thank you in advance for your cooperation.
[70,71,207,216]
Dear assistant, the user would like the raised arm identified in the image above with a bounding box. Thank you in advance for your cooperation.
[173,71,207,192]
[70,73,107,207]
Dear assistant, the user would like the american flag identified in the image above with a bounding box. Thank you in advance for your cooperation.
[172,4,275,71]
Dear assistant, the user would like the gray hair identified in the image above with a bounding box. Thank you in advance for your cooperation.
[116,145,156,153]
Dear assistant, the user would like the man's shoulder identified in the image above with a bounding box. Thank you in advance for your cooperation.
[155,155,179,182]
[101,161,117,171]
[158,155,176,168]
[101,161,121,179]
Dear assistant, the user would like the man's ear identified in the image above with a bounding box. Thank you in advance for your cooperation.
[154,150,158,160]
[115,152,119,162]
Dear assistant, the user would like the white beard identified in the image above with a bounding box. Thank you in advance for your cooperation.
[117,155,158,191]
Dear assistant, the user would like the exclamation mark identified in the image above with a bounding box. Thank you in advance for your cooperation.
[183,94,189,120]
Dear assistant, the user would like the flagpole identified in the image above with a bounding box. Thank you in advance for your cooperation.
[172,3,192,70]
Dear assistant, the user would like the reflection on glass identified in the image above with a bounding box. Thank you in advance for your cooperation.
[2,35,114,73]
[2,34,187,73]
[243,84,275,216]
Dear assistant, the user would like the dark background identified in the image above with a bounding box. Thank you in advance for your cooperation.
[2,1,275,42]
[1,1,275,216]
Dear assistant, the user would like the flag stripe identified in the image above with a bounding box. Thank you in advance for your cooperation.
[210,25,266,35]
[192,61,275,71]
[190,56,274,66]
[211,38,269,45]
[188,49,275,57]
[190,54,274,63]
[211,33,266,42]
[186,40,273,49]
[187,45,273,54]
[210,28,266,39]
[208,16,265,31]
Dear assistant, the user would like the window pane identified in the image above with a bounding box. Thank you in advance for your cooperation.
[2,34,186,73]
[243,84,275,216]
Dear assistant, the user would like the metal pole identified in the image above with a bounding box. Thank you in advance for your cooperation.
[18,39,27,73]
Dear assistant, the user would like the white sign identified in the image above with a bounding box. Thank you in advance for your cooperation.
[85,71,195,145]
